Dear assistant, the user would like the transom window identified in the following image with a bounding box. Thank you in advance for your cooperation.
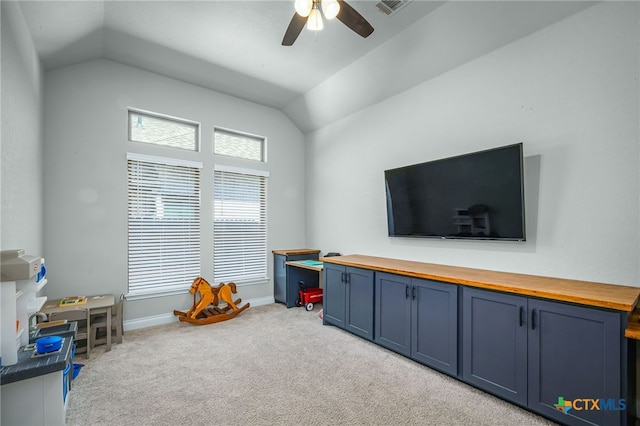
[214,127,265,162]
[129,110,199,151]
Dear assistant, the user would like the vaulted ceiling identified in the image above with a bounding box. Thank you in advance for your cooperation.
[17,1,595,133]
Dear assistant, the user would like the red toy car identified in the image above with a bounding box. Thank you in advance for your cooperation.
[296,281,323,311]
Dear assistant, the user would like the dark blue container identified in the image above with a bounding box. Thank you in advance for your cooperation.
[72,363,84,380]
[35,335,62,353]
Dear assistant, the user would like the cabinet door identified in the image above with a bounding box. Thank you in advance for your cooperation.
[463,287,528,406]
[323,263,346,328]
[528,299,624,426]
[273,254,287,304]
[412,279,458,376]
[345,267,375,341]
[375,272,411,356]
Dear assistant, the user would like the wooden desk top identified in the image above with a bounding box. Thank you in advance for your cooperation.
[321,254,640,312]
[41,294,115,313]
[286,260,323,272]
[272,249,321,256]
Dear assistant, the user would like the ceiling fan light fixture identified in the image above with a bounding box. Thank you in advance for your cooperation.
[282,0,373,46]
[307,7,324,31]
[294,0,313,17]
[321,0,340,19]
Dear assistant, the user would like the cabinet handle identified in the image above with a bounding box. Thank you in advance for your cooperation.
[412,286,416,300]
[519,306,524,327]
[341,272,345,283]
[531,309,537,330]
[405,285,410,299]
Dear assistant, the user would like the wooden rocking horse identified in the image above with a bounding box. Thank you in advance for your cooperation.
[173,277,250,325]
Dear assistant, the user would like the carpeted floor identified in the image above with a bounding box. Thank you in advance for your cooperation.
[66,303,557,426]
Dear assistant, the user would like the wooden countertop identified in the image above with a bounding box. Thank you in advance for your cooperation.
[272,249,321,256]
[320,254,640,312]
[625,305,640,339]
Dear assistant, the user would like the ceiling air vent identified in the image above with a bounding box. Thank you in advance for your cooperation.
[375,0,412,15]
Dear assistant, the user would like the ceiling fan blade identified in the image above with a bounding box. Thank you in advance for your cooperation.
[282,13,308,46]
[336,0,374,39]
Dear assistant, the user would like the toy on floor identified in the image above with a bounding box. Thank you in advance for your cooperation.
[295,280,323,311]
[173,277,250,325]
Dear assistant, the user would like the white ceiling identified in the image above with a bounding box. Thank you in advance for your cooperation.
[16,1,596,132]
[19,1,442,105]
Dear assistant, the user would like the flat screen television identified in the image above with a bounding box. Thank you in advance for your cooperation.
[384,143,526,241]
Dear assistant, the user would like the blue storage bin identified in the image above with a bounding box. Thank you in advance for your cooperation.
[63,363,71,402]
[72,363,84,380]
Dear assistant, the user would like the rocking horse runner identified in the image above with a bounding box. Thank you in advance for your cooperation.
[173,277,250,325]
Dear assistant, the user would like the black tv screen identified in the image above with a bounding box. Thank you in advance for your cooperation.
[385,143,526,241]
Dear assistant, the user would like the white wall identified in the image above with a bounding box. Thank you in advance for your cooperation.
[1,1,44,255]
[285,1,595,134]
[305,2,640,286]
[43,59,307,321]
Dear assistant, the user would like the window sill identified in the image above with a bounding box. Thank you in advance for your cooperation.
[125,288,190,301]
[227,277,270,287]
[126,278,270,301]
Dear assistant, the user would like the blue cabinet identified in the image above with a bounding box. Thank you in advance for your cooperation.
[463,287,627,426]
[375,273,412,356]
[411,278,458,375]
[527,298,624,426]
[273,250,319,308]
[323,263,347,328]
[462,288,528,405]
[321,256,633,426]
[323,263,374,341]
[375,273,458,376]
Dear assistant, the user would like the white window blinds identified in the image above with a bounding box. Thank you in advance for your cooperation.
[127,154,202,297]
[213,165,268,285]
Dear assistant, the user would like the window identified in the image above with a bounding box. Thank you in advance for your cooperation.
[127,153,202,298]
[214,127,265,161]
[129,110,199,151]
[213,165,268,285]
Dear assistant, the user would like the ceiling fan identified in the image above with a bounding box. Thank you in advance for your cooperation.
[282,0,374,46]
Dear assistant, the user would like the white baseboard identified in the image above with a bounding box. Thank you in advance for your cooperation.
[123,296,275,331]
